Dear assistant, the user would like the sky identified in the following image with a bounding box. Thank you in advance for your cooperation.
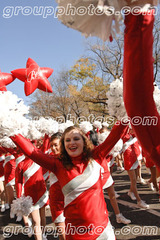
[0,0,94,105]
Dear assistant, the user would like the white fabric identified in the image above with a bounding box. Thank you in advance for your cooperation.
[54,212,65,223]
[103,175,114,189]
[137,153,143,161]
[0,156,5,162]
[49,172,58,187]
[43,171,49,181]
[108,157,115,168]
[123,137,137,153]
[96,220,115,240]
[130,159,139,170]
[16,155,25,167]
[4,155,14,167]
[56,0,158,41]
[6,178,15,186]
[0,176,4,181]
[23,162,40,183]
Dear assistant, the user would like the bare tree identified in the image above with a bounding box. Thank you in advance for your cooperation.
[86,35,124,83]
[153,16,160,82]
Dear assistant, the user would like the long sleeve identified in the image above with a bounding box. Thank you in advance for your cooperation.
[93,122,128,162]
[15,164,23,198]
[10,134,57,173]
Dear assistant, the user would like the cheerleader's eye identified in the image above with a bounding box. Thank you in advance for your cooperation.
[74,137,80,141]
[65,139,70,142]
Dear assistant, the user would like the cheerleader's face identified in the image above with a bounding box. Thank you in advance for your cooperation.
[64,129,84,157]
[50,138,60,155]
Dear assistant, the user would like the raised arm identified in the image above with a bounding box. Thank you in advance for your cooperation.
[10,134,57,172]
[93,122,129,162]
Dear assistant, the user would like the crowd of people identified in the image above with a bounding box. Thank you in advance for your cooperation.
[0,121,159,240]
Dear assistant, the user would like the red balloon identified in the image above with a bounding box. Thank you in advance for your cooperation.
[0,70,15,91]
[11,58,53,96]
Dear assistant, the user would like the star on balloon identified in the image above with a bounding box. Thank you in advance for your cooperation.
[11,58,53,96]
[0,70,15,91]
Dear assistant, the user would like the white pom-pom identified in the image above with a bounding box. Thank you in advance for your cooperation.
[36,117,59,136]
[93,121,102,130]
[79,121,93,134]
[106,78,127,120]
[102,122,109,128]
[58,123,66,133]
[0,137,16,148]
[27,120,42,140]
[57,121,74,133]
[98,132,110,145]
[11,196,33,220]
[0,91,30,137]
[110,139,123,157]
[65,120,74,129]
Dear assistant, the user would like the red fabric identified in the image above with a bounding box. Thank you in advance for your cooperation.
[49,152,64,223]
[122,133,141,170]
[0,154,4,178]
[40,134,50,180]
[145,156,155,168]
[123,11,160,171]
[4,153,16,185]
[49,181,64,222]
[0,147,6,154]
[101,157,111,187]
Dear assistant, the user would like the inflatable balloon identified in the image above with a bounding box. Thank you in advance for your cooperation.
[11,58,53,96]
[0,70,15,91]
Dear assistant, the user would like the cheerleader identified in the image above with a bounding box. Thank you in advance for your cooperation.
[10,122,127,240]
[122,128,149,209]
[49,133,65,240]
[15,150,49,240]
[98,132,131,225]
